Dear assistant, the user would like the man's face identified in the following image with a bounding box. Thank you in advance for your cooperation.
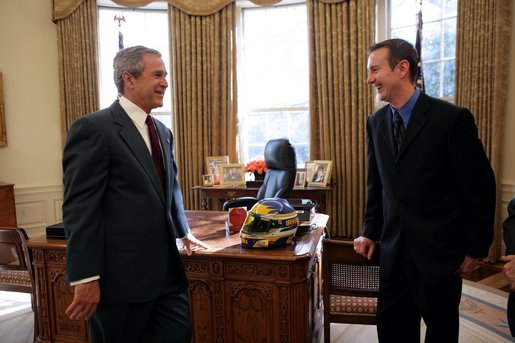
[367,47,402,104]
[124,53,168,113]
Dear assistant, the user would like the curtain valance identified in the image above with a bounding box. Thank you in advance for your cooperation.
[53,0,283,20]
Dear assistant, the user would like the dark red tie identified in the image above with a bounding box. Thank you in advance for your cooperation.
[145,115,165,188]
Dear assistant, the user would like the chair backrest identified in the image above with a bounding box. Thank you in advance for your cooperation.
[0,227,39,341]
[322,238,380,342]
[256,138,297,200]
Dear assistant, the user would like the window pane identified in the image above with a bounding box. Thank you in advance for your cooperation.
[443,60,455,97]
[390,0,417,28]
[443,18,456,58]
[242,6,309,110]
[443,0,458,17]
[424,62,441,97]
[423,0,443,22]
[422,21,441,61]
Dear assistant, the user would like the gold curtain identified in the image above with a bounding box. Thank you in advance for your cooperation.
[53,0,99,144]
[455,0,512,261]
[307,0,374,237]
[169,3,238,210]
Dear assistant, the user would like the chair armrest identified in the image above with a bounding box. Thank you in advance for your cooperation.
[222,197,258,211]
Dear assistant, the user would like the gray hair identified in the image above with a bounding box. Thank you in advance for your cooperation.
[113,46,162,94]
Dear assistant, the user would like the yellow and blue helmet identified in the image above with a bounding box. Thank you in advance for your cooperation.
[240,198,299,249]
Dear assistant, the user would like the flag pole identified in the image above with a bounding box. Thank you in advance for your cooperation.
[415,0,425,92]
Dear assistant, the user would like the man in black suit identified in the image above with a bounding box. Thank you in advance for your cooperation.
[62,46,208,343]
[502,198,515,336]
[353,39,496,342]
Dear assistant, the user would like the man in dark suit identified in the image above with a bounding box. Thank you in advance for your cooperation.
[62,46,208,343]
[502,198,515,336]
[353,39,496,342]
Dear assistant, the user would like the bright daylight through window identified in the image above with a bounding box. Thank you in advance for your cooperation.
[388,0,457,99]
[98,3,172,129]
[237,3,310,165]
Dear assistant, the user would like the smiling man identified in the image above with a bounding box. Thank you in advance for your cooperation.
[62,46,208,343]
[353,39,496,342]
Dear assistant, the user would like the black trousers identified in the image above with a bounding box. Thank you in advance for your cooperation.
[89,287,191,343]
[508,291,515,336]
[88,248,191,343]
[377,239,462,343]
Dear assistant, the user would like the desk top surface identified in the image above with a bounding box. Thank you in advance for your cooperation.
[28,211,324,262]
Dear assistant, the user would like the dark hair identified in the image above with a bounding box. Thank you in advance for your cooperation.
[368,39,419,83]
[113,46,162,94]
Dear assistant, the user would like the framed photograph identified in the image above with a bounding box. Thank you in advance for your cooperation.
[202,174,214,187]
[294,171,306,188]
[219,164,246,186]
[0,72,7,148]
[305,161,315,183]
[206,156,229,184]
[308,160,333,187]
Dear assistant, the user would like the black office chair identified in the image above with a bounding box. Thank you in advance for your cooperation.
[223,138,297,211]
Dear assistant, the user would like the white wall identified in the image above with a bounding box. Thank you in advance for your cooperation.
[0,0,61,235]
[0,0,514,235]
[0,0,61,187]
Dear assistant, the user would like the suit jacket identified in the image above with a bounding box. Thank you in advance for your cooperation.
[63,101,189,304]
[362,92,496,286]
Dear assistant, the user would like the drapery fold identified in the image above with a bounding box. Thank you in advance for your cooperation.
[55,0,99,144]
[455,0,512,261]
[54,0,282,18]
[169,3,238,210]
[308,0,374,237]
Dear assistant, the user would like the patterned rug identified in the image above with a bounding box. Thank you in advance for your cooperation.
[323,280,514,342]
[459,280,513,342]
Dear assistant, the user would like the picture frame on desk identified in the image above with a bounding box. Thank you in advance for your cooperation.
[294,171,306,188]
[305,161,315,183]
[219,164,246,186]
[308,160,333,187]
[202,174,214,187]
[206,155,229,185]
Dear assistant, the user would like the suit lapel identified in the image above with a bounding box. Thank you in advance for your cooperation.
[396,93,430,161]
[110,101,166,204]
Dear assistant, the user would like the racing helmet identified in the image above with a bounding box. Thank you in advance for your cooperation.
[240,198,299,248]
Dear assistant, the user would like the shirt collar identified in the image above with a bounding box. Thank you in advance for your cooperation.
[119,96,148,129]
[390,88,421,126]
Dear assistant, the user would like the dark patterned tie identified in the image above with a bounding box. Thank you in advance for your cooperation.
[393,111,405,154]
[146,115,165,188]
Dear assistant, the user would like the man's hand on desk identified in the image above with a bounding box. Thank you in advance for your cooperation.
[66,280,100,321]
[181,233,209,256]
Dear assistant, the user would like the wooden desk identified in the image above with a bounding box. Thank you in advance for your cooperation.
[192,185,331,213]
[28,211,323,343]
[0,182,16,227]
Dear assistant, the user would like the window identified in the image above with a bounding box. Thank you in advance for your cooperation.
[386,0,457,100]
[236,3,310,165]
[97,1,172,129]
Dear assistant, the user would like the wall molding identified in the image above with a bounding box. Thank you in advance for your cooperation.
[14,184,63,238]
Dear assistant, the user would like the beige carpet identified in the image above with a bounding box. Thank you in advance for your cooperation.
[322,280,513,343]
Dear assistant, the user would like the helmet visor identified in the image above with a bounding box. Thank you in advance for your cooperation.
[242,213,275,234]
